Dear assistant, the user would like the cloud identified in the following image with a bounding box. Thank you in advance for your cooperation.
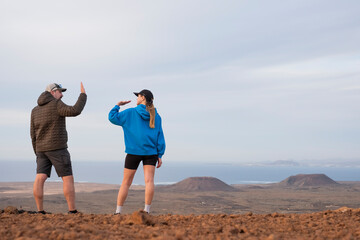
[0,109,29,126]
[1,0,360,163]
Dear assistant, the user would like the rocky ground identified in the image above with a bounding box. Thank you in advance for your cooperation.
[1,206,360,240]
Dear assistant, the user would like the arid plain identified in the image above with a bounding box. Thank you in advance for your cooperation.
[1,175,360,214]
[1,175,360,239]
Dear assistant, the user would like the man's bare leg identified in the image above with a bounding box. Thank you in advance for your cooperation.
[33,173,48,211]
[62,175,76,211]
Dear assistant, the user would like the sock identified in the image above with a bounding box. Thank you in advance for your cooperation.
[144,204,151,213]
[116,205,122,214]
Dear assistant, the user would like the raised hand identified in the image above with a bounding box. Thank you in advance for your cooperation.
[81,82,86,94]
[117,100,131,106]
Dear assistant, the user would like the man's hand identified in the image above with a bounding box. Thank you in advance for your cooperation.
[157,158,162,168]
[81,82,86,94]
[117,101,131,106]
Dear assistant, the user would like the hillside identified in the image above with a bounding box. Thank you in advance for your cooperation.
[278,174,339,187]
[158,177,236,192]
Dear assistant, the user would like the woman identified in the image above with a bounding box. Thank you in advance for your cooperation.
[108,89,165,214]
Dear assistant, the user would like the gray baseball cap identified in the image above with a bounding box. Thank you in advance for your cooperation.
[46,83,67,92]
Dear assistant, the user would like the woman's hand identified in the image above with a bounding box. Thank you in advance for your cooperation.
[117,101,131,106]
[157,158,162,168]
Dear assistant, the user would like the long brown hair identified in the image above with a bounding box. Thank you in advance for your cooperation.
[146,102,155,128]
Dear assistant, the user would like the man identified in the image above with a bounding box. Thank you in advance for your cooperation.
[30,82,87,214]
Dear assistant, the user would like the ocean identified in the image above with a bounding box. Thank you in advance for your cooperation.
[1,160,359,185]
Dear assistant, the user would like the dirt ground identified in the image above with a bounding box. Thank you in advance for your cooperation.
[1,207,360,240]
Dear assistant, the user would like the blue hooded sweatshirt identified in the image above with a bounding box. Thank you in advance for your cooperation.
[108,104,165,159]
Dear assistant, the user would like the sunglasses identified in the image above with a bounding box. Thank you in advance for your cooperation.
[51,84,63,91]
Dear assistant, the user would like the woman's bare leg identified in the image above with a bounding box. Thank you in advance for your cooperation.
[117,168,137,206]
[143,165,156,205]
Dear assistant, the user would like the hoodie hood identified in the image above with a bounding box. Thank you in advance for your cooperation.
[37,91,55,106]
[135,104,157,120]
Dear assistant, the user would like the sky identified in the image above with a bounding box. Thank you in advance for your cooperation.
[0,0,359,165]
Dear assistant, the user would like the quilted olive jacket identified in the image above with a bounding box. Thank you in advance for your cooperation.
[30,91,87,153]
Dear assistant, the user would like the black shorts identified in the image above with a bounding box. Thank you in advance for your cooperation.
[36,148,73,177]
[125,154,158,170]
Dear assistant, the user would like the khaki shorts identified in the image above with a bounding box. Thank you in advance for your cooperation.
[36,148,72,177]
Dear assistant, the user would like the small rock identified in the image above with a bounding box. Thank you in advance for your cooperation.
[175,230,185,239]
[271,212,279,218]
[267,234,276,240]
[336,207,352,213]
[323,210,332,215]
[4,206,19,214]
[229,228,239,234]
[129,210,155,226]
